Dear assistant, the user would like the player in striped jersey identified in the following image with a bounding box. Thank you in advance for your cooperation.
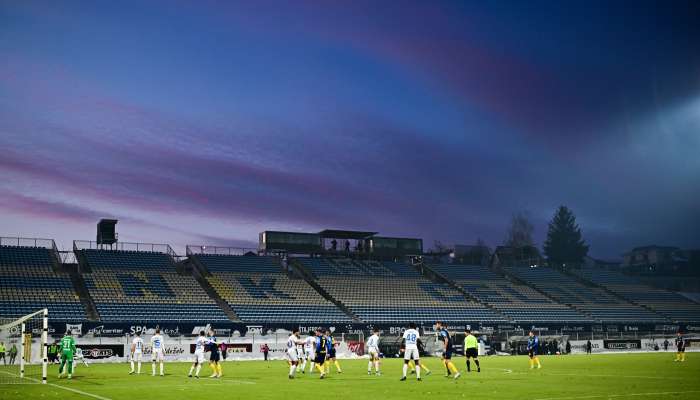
[325,330,342,374]
[314,329,331,379]
[436,321,460,379]
[675,331,686,362]
[207,329,222,378]
[527,331,542,369]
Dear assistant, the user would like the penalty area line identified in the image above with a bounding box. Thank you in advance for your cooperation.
[0,371,112,400]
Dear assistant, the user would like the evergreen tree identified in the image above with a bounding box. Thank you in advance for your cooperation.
[544,206,589,268]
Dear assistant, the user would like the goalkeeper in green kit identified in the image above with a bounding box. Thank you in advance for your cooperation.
[58,331,77,379]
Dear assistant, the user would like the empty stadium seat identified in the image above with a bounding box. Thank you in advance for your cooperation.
[0,245,86,321]
[77,249,228,322]
[193,255,351,323]
[428,264,590,323]
[296,258,506,323]
[503,265,667,323]
[572,267,700,322]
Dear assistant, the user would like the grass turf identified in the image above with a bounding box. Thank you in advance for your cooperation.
[1,353,698,400]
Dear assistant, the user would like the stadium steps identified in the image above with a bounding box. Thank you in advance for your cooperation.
[66,264,100,321]
[289,259,361,322]
[496,266,595,320]
[74,248,92,273]
[48,244,63,272]
[187,257,240,322]
[420,263,512,321]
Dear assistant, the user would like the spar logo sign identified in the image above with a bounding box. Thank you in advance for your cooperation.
[130,325,179,336]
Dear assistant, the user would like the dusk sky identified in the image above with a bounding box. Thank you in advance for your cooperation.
[1,1,699,258]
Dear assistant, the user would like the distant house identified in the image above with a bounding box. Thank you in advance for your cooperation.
[452,244,491,266]
[583,256,622,269]
[490,245,544,269]
[622,245,688,274]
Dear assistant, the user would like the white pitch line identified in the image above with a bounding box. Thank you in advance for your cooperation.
[534,390,700,400]
[498,370,685,381]
[539,372,686,381]
[0,371,112,400]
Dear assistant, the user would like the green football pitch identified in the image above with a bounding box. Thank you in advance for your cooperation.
[1,354,698,400]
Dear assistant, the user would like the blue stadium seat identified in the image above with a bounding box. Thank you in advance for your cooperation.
[503,265,668,323]
[194,255,352,323]
[0,245,86,321]
[572,267,700,322]
[296,258,506,323]
[427,264,590,323]
[78,249,229,322]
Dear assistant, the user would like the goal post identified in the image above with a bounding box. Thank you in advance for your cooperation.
[0,308,49,385]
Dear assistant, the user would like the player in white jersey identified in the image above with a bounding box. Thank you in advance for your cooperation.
[366,328,381,376]
[286,328,305,379]
[301,334,316,373]
[129,332,144,374]
[150,328,165,376]
[400,323,421,381]
[188,330,207,378]
[296,341,305,365]
[72,347,89,372]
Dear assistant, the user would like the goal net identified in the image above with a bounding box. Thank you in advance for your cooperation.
[0,309,48,385]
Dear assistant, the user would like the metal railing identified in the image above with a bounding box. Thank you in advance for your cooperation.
[0,236,57,249]
[58,251,78,264]
[186,245,258,256]
[73,240,177,258]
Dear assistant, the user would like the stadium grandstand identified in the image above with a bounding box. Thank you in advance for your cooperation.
[571,266,700,322]
[426,264,590,323]
[187,248,351,323]
[501,265,670,322]
[1,225,698,329]
[0,237,86,321]
[295,257,506,323]
[75,241,228,323]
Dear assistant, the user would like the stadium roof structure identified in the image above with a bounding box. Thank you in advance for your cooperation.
[318,229,378,240]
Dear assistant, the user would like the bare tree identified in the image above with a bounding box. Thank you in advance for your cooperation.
[504,210,534,248]
[433,240,448,253]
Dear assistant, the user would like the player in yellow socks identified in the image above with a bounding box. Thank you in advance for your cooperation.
[527,331,542,369]
[313,329,329,379]
[675,332,686,362]
[325,330,342,374]
[435,321,460,379]
[207,329,222,378]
